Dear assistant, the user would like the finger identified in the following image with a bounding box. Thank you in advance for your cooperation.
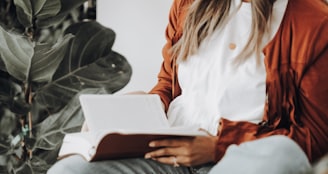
[144,147,175,159]
[153,156,190,167]
[145,146,185,159]
[150,156,176,166]
[149,137,193,147]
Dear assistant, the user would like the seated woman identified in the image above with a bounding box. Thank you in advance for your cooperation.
[48,0,328,173]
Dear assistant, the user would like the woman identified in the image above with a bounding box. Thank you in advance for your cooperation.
[48,0,328,173]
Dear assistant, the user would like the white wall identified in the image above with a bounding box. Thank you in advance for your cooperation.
[97,0,173,94]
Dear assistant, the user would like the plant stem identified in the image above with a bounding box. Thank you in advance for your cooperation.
[28,85,33,159]
[24,83,33,159]
[28,87,32,138]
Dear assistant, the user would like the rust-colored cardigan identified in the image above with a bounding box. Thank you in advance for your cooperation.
[149,0,328,163]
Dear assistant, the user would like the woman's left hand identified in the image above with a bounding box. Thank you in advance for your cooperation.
[144,136,218,167]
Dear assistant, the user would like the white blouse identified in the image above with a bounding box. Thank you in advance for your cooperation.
[167,0,288,135]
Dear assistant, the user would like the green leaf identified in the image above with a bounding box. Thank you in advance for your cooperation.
[13,0,33,28]
[0,26,34,82]
[30,34,74,83]
[0,136,10,155]
[32,0,61,20]
[36,0,87,28]
[0,78,30,115]
[11,161,33,174]
[30,156,52,174]
[31,0,47,15]
[30,89,107,172]
[33,88,107,151]
[13,0,62,28]
[34,21,132,112]
[60,21,115,74]
[0,165,8,174]
[0,26,75,83]
[0,61,5,73]
[0,108,16,137]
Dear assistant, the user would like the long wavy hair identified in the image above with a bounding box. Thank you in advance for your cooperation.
[171,0,276,64]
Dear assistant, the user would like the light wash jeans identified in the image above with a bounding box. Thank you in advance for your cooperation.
[208,135,312,174]
[47,135,311,174]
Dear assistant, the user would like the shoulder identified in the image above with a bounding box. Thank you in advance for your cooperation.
[170,0,194,17]
[282,0,328,48]
[265,0,327,67]
[286,0,328,22]
[168,0,194,36]
[173,0,194,9]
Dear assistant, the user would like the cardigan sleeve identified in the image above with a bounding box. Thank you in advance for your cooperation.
[148,0,184,111]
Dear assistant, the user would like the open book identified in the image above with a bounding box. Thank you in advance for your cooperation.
[58,94,209,162]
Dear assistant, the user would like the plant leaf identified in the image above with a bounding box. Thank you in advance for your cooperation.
[0,26,34,82]
[13,0,33,27]
[33,88,107,151]
[30,34,74,83]
[31,0,46,15]
[57,21,114,78]
[29,155,52,174]
[0,26,75,84]
[0,78,30,115]
[0,108,16,137]
[36,51,132,113]
[0,61,5,73]
[30,89,107,172]
[35,0,87,28]
[32,0,61,20]
[10,161,33,174]
[32,0,61,18]
[34,21,132,112]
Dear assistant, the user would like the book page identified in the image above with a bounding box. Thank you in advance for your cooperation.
[98,126,210,137]
[58,132,99,161]
[79,94,169,132]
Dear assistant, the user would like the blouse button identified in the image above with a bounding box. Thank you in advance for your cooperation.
[229,43,237,50]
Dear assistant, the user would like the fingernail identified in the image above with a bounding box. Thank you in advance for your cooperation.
[149,142,155,147]
[144,154,151,159]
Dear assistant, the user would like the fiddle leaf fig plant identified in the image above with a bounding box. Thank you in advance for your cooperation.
[0,0,132,173]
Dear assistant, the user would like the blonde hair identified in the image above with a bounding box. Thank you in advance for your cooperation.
[171,0,275,64]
